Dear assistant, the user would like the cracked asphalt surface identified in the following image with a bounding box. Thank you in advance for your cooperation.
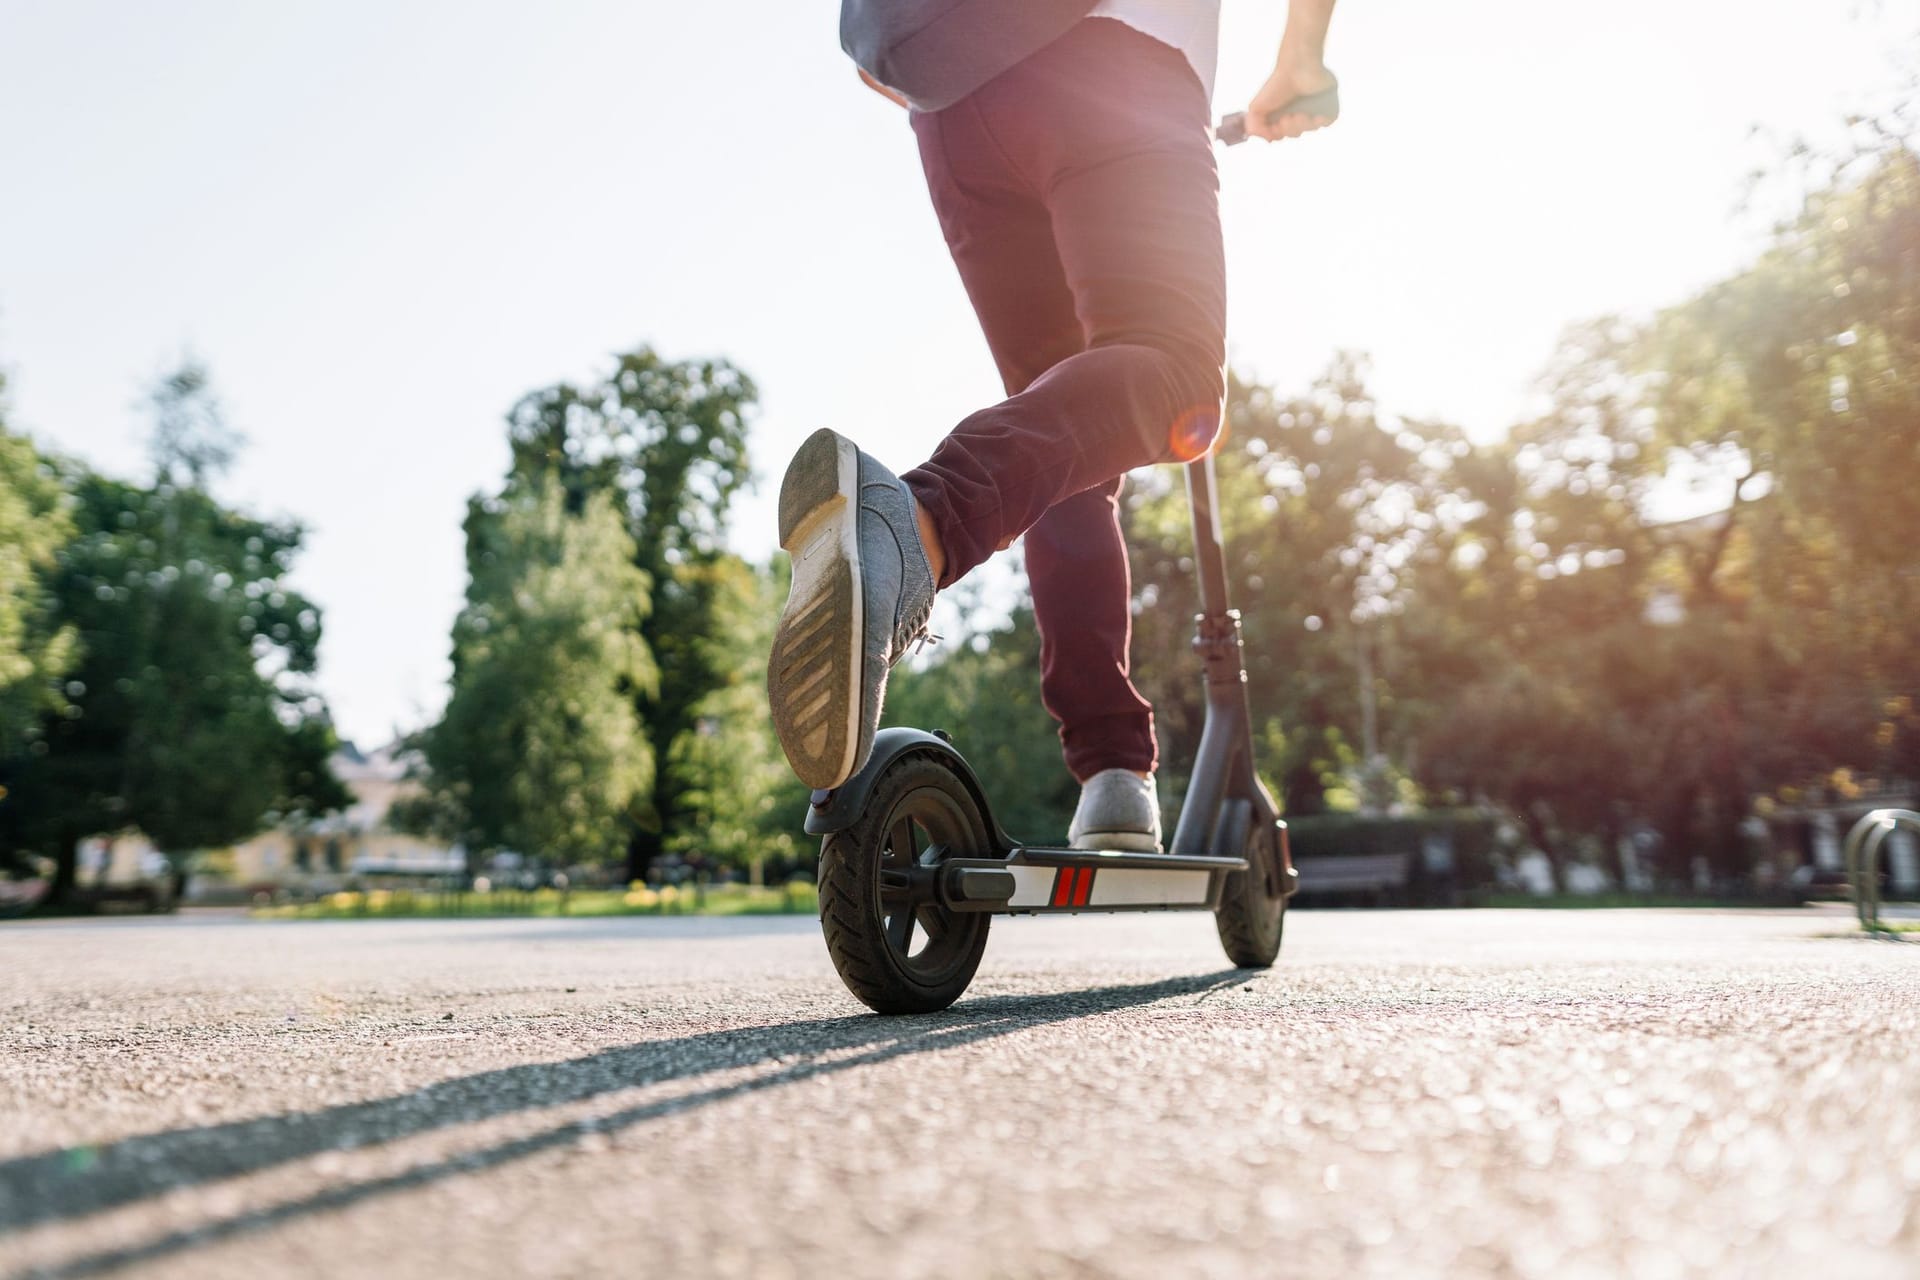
[1,908,1916,1279]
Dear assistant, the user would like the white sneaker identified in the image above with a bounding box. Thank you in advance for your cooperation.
[1068,770,1163,852]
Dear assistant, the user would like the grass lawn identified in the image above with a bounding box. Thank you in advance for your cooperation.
[251,882,818,921]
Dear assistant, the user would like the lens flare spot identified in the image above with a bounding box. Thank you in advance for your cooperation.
[1169,405,1223,461]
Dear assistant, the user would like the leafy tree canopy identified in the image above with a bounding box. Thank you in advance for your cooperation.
[0,365,347,896]
[419,479,656,866]
[495,346,759,873]
[0,375,77,753]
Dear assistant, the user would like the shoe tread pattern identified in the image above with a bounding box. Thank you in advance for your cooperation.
[769,559,856,788]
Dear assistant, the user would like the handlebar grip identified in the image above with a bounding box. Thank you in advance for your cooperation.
[1214,80,1340,146]
[1215,113,1251,146]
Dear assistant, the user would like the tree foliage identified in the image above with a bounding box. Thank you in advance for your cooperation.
[1416,127,1920,887]
[418,480,655,867]
[1122,357,1492,817]
[0,377,76,753]
[0,365,347,898]
[664,556,813,875]
[491,347,757,873]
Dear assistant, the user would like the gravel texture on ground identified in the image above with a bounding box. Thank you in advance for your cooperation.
[1,908,1915,1279]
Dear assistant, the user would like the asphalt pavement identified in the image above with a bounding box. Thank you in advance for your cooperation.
[1,907,1916,1279]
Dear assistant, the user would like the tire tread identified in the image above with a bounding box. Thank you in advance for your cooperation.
[1214,809,1285,969]
[817,755,990,1015]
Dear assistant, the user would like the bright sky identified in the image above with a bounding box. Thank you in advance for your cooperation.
[0,1,1909,747]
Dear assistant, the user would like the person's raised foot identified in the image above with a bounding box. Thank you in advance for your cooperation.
[768,427,937,791]
[1068,769,1163,853]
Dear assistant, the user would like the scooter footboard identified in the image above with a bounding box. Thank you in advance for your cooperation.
[939,847,1246,915]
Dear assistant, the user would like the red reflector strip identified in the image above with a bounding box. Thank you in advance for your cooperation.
[1072,867,1094,907]
[1051,869,1074,907]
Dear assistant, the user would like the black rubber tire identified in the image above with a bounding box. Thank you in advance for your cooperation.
[818,755,992,1014]
[1214,798,1286,968]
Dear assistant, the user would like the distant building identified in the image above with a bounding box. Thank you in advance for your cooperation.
[56,742,459,901]
[77,834,168,887]
[215,741,462,898]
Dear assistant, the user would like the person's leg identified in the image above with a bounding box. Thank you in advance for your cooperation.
[1024,481,1156,780]
[901,17,1228,588]
[909,105,1157,782]
[768,18,1219,793]
[909,105,1084,402]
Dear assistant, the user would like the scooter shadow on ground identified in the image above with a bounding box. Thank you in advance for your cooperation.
[4,969,1250,1276]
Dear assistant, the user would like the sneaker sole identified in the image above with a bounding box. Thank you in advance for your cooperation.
[1070,831,1165,854]
[769,428,865,791]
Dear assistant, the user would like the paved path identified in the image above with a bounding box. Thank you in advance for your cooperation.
[1,909,1916,1278]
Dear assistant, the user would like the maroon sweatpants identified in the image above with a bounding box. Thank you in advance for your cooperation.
[901,17,1228,783]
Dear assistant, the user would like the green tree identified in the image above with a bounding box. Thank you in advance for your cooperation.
[1645,138,1920,743]
[147,362,241,490]
[0,366,347,901]
[1125,357,1493,817]
[418,480,655,869]
[495,346,756,876]
[665,556,812,877]
[0,374,76,753]
[1417,117,1920,887]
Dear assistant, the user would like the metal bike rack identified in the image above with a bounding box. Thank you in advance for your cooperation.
[1842,808,1920,931]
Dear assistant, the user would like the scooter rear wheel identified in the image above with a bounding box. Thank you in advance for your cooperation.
[1213,798,1286,968]
[818,755,992,1014]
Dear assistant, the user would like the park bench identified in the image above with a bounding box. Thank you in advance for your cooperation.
[1292,852,1413,904]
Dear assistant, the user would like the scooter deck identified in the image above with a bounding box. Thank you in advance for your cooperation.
[939,846,1246,915]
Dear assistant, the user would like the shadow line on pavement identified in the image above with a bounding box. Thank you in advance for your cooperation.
[5,970,1246,1277]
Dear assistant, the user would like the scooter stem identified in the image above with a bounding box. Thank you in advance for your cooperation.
[1185,453,1233,621]
[1168,453,1265,855]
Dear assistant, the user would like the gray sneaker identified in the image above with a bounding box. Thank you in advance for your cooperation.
[768,428,936,791]
[1068,769,1163,852]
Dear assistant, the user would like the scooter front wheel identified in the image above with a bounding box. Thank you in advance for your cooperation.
[818,755,992,1014]
[1214,798,1286,968]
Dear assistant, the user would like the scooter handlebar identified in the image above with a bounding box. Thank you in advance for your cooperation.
[1214,79,1341,146]
[1214,113,1254,146]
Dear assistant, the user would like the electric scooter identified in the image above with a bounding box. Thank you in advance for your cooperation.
[800,101,1329,1015]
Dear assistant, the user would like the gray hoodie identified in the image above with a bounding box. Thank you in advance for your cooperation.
[840,0,1098,112]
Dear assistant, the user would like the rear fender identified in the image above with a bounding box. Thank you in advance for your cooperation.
[803,727,1010,852]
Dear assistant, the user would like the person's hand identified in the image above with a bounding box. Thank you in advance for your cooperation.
[859,68,910,109]
[1244,56,1337,141]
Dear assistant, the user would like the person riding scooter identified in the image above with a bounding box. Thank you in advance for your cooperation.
[769,0,1341,851]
